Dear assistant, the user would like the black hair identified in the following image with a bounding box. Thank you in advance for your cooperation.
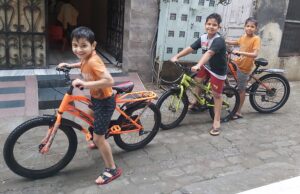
[71,26,95,44]
[245,17,258,27]
[205,13,222,25]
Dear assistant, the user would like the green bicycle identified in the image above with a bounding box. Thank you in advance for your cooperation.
[156,62,240,130]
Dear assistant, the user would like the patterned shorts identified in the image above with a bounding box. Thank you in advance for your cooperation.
[91,95,115,135]
[237,69,249,91]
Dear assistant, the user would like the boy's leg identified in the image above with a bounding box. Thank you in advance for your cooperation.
[189,69,207,110]
[235,69,249,117]
[209,75,225,136]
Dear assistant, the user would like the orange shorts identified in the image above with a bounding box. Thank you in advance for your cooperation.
[196,68,225,94]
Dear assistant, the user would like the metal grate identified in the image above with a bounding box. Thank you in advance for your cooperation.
[279,0,300,57]
[106,0,125,63]
[0,0,46,69]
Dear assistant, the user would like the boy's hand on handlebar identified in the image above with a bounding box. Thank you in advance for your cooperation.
[232,50,241,56]
[170,56,179,62]
[72,79,85,90]
[57,63,70,69]
[191,65,200,72]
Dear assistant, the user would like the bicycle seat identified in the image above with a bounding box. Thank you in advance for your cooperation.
[113,81,134,93]
[255,58,268,66]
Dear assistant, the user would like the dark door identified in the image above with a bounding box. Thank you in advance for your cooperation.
[0,0,47,69]
[106,0,124,63]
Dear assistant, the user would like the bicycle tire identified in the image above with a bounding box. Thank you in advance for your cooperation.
[3,117,78,179]
[156,89,189,130]
[249,73,290,113]
[114,102,161,151]
[209,86,240,122]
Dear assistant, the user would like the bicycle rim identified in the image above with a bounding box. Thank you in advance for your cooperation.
[250,74,290,113]
[114,103,160,151]
[157,90,189,129]
[4,118,77,179]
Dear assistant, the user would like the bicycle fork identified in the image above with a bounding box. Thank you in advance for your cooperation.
[39,115,63,154]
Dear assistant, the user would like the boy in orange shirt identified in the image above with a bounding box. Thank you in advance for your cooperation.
[226,17,261,119]
[57,26,122,185]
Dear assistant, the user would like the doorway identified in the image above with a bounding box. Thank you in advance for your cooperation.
[47,0,125,66]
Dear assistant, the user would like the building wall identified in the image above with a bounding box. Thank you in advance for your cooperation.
[123,0,159,82]
[255,0,300,81]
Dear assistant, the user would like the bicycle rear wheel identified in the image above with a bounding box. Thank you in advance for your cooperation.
[209,86,240,122]
[156,89,189,130]
[3,117,77,179]
[114,102,160,151]
[249,73,290,113]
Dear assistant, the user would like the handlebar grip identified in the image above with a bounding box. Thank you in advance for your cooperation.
[75,85,84,90]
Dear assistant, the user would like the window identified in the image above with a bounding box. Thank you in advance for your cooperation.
[209,0,215,7]
[192,50,197,54]
[279,0,300,56]
[179,31,185,37]
[178,48,183,53]
[172,0,178,2]
[184,0,189,3]
[168,31,174,37]
[170,13,176,20]
[199,0,205,6]
[181,14,188,21]
[167,47,173,53]
[196,16,202,22]
[194,32,200,38]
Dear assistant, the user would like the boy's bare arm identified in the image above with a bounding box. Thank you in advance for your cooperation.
[171,47,194,62]
[191,50,215,72]
[225,40,238,46]
[233,49,259,58]
[57,62,81,68]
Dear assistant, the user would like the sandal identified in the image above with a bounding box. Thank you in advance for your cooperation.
[232,114,243,120]
[88,142,97,150]
[209,127,221,136]
[95,167,122,185]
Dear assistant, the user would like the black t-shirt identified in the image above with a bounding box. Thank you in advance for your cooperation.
[190,35,227,76]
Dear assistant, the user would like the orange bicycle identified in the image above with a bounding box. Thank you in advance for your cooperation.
[3,66,161,179]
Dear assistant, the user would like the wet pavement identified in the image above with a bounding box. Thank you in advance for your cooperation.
[0,81,300,194]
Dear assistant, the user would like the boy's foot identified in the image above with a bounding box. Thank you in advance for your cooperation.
[232,113,243,120]
[88,142,97,150]
[209,127,221,136]
[95,167,122,185]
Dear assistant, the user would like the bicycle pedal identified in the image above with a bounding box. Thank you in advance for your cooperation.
[110,125,122,134]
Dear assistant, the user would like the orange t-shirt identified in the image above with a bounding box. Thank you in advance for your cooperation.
[234,34,261,74]
[80,51,113,99]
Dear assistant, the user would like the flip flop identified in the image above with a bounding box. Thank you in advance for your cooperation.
[232,114,243,120]
[209,127,221,136]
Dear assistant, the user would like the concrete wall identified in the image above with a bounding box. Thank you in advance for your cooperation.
[122,0,159,82]
[255,0,300,81]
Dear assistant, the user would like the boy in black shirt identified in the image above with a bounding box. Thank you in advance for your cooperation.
[171,13,227,136]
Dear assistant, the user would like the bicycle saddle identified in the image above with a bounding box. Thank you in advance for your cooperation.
[255,58,268,66]
[113,81,134,93]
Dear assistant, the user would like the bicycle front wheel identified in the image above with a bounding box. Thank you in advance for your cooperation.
[3,117,78,179]
[156,89,189,130]
[249,73,290,113]
[114,102,161,151]
[209,86,240,122]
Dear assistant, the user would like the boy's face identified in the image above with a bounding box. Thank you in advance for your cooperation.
[244,21,257,36]
[205,18,220,37]
[71,38,96,60]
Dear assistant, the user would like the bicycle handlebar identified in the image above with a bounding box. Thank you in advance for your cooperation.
[56,66,84,91]
[226,48,240,57]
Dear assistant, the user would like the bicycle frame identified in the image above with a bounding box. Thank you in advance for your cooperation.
[171,72,214,111]
[40,86,157,154]
[226,53,282,93]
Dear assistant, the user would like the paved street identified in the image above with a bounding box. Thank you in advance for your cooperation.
[1,81,300,194]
